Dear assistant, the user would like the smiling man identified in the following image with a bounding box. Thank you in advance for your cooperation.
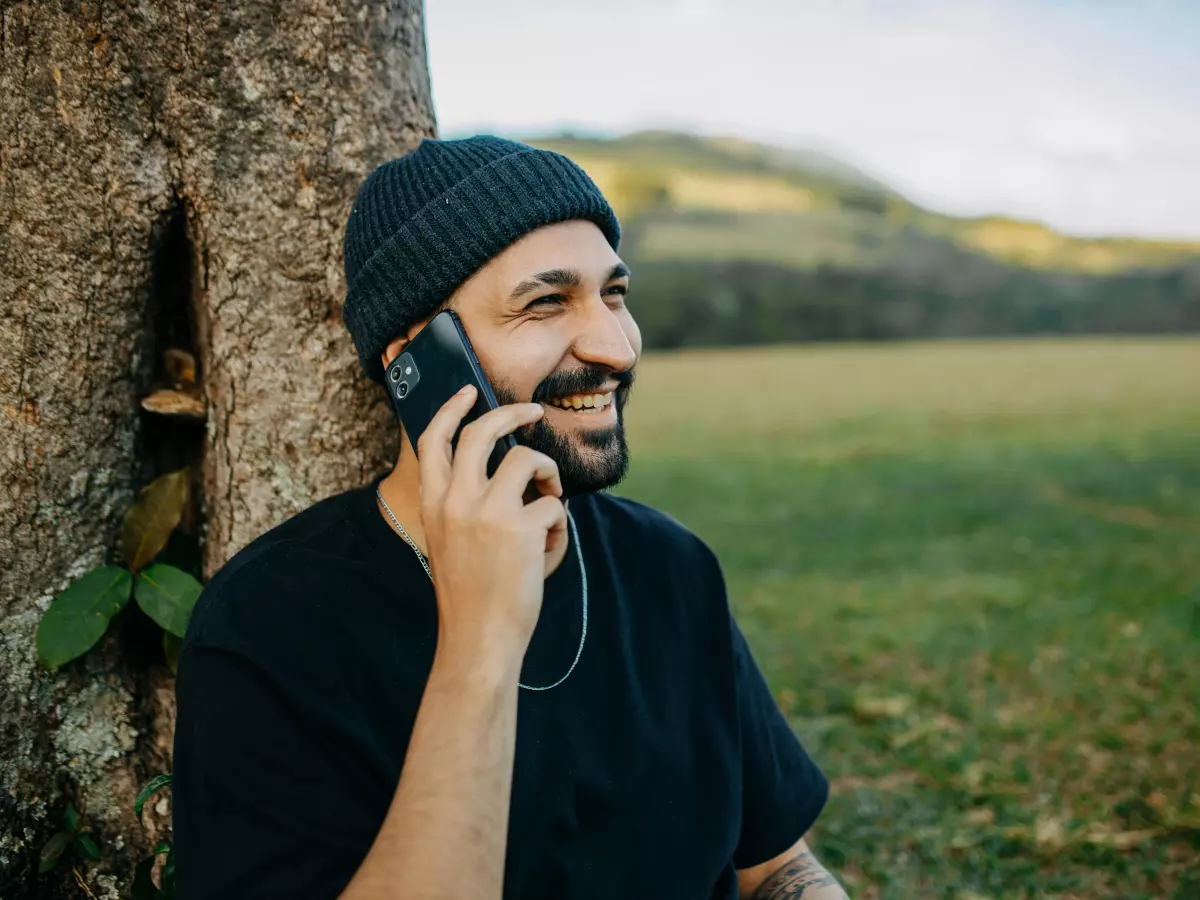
[172,136,843,900]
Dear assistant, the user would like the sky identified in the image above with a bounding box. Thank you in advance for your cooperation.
[424,0,1200,240]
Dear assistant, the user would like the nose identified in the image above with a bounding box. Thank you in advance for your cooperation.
[573,294,638,375]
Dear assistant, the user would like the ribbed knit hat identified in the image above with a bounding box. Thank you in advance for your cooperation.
[342,135,622,383]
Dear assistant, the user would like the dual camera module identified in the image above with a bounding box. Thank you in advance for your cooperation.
[388,353,419,400]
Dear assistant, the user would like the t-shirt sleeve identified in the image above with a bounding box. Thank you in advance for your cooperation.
[172,640,384,900]
[730,613,830,869]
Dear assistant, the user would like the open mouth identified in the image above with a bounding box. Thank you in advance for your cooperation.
[545,391,615,414]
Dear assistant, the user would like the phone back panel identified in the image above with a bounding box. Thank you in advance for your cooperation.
[384,310,515,477]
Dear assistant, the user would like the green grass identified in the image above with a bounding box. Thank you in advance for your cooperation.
[613,337,1200,899]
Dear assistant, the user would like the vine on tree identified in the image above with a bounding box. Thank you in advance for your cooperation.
[36,469,201,673]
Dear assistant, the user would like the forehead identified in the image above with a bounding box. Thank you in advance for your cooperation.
[470,219,624,291]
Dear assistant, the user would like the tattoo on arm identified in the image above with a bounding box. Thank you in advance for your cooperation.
[751,848,847,899]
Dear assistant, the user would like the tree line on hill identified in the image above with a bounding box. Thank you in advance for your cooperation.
[625,253,1200,350]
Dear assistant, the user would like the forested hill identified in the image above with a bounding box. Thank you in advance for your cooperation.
[517,130,1200,348]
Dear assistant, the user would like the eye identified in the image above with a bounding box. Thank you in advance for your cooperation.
[605,284,629,299]
[526,294,565,310]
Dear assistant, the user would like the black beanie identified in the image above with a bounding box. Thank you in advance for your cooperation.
[341,135,622,383]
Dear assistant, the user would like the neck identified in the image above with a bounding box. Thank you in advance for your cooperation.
[376,449,427,552]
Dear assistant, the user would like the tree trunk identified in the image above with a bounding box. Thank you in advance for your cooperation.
[0,2,430,894]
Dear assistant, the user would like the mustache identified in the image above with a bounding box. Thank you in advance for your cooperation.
[533,367,634,402]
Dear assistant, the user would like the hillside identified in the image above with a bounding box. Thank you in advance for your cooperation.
[507,130,1200,349]
[526,130,1200,276]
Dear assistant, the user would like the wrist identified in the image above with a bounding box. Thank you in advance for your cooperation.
[431,634,524,693]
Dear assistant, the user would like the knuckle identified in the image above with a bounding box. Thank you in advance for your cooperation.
[441,494,471,522]
[508,445,536,465]
[533,450,559,472]
[459,416,487,442]
[534,495,566,519]
[496,446,532,473]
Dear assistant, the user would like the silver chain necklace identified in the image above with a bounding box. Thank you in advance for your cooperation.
[375,486,587,691]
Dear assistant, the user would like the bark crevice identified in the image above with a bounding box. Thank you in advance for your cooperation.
[138,199,206,497]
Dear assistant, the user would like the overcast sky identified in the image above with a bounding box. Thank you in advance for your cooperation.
[424,0,1200,240]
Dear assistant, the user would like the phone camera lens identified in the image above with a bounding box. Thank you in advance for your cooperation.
[389,366,402,383]
[396,381,409,399]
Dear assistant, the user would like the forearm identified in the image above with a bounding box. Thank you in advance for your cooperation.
[748,844,848,900]
[339,647,521,900]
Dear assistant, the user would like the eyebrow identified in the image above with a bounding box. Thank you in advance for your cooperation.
[507,262,631,304]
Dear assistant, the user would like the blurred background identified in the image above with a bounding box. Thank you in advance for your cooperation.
[429,1,1200,896]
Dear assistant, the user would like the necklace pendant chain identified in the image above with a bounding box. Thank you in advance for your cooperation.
[375,486,587,692]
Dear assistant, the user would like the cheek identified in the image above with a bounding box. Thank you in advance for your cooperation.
[482,338,563,400]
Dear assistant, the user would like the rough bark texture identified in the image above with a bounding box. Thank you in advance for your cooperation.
[0,1,430,894]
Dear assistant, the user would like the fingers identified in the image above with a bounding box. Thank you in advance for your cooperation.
[522,493,569,534]
[451,401,546,493]
[486,445,563,506]
[417,385,479,504]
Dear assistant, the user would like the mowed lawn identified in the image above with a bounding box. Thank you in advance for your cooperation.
[613,337,1200,899]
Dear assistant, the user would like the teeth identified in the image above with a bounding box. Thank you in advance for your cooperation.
[549,392,613,410]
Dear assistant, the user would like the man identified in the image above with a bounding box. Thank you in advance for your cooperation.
[173,136,844,900]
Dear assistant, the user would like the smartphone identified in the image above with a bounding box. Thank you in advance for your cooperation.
[384,309,517,481]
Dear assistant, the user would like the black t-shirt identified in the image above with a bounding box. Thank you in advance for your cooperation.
[172,474,827,899]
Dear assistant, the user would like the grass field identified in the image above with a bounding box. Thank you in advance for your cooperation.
[612,337,1200,899]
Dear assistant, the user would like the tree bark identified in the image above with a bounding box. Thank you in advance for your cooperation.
[0,2,430,894]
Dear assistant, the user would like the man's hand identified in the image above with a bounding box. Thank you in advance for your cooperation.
[418,383,567,667]
[738,838,848,899]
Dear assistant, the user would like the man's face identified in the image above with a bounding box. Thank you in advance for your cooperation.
[406,220,641,498]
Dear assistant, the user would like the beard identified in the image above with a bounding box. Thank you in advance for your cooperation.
[491,368,634,499]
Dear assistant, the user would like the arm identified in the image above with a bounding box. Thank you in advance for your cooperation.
[338,647,521,900]
[342,385,566,899]
[738,838,848,899]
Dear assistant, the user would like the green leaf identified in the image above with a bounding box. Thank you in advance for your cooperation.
[64,803,79,833]
[134,773,173,821]
[38,831,73,873]
[36,567,133,670]
[134,565,201,637]
[163,630,182,675]
[131,855,158,900]
[154,840,172,856]
[119,469,190,572]
[75,833,101,861]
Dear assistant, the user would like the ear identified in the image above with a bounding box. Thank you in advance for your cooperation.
[380,309,446,372]
[381,334,408,372]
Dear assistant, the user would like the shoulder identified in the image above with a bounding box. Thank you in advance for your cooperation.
[586,490,721,572]
[587,493,737,666]
[182,483,371,652]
